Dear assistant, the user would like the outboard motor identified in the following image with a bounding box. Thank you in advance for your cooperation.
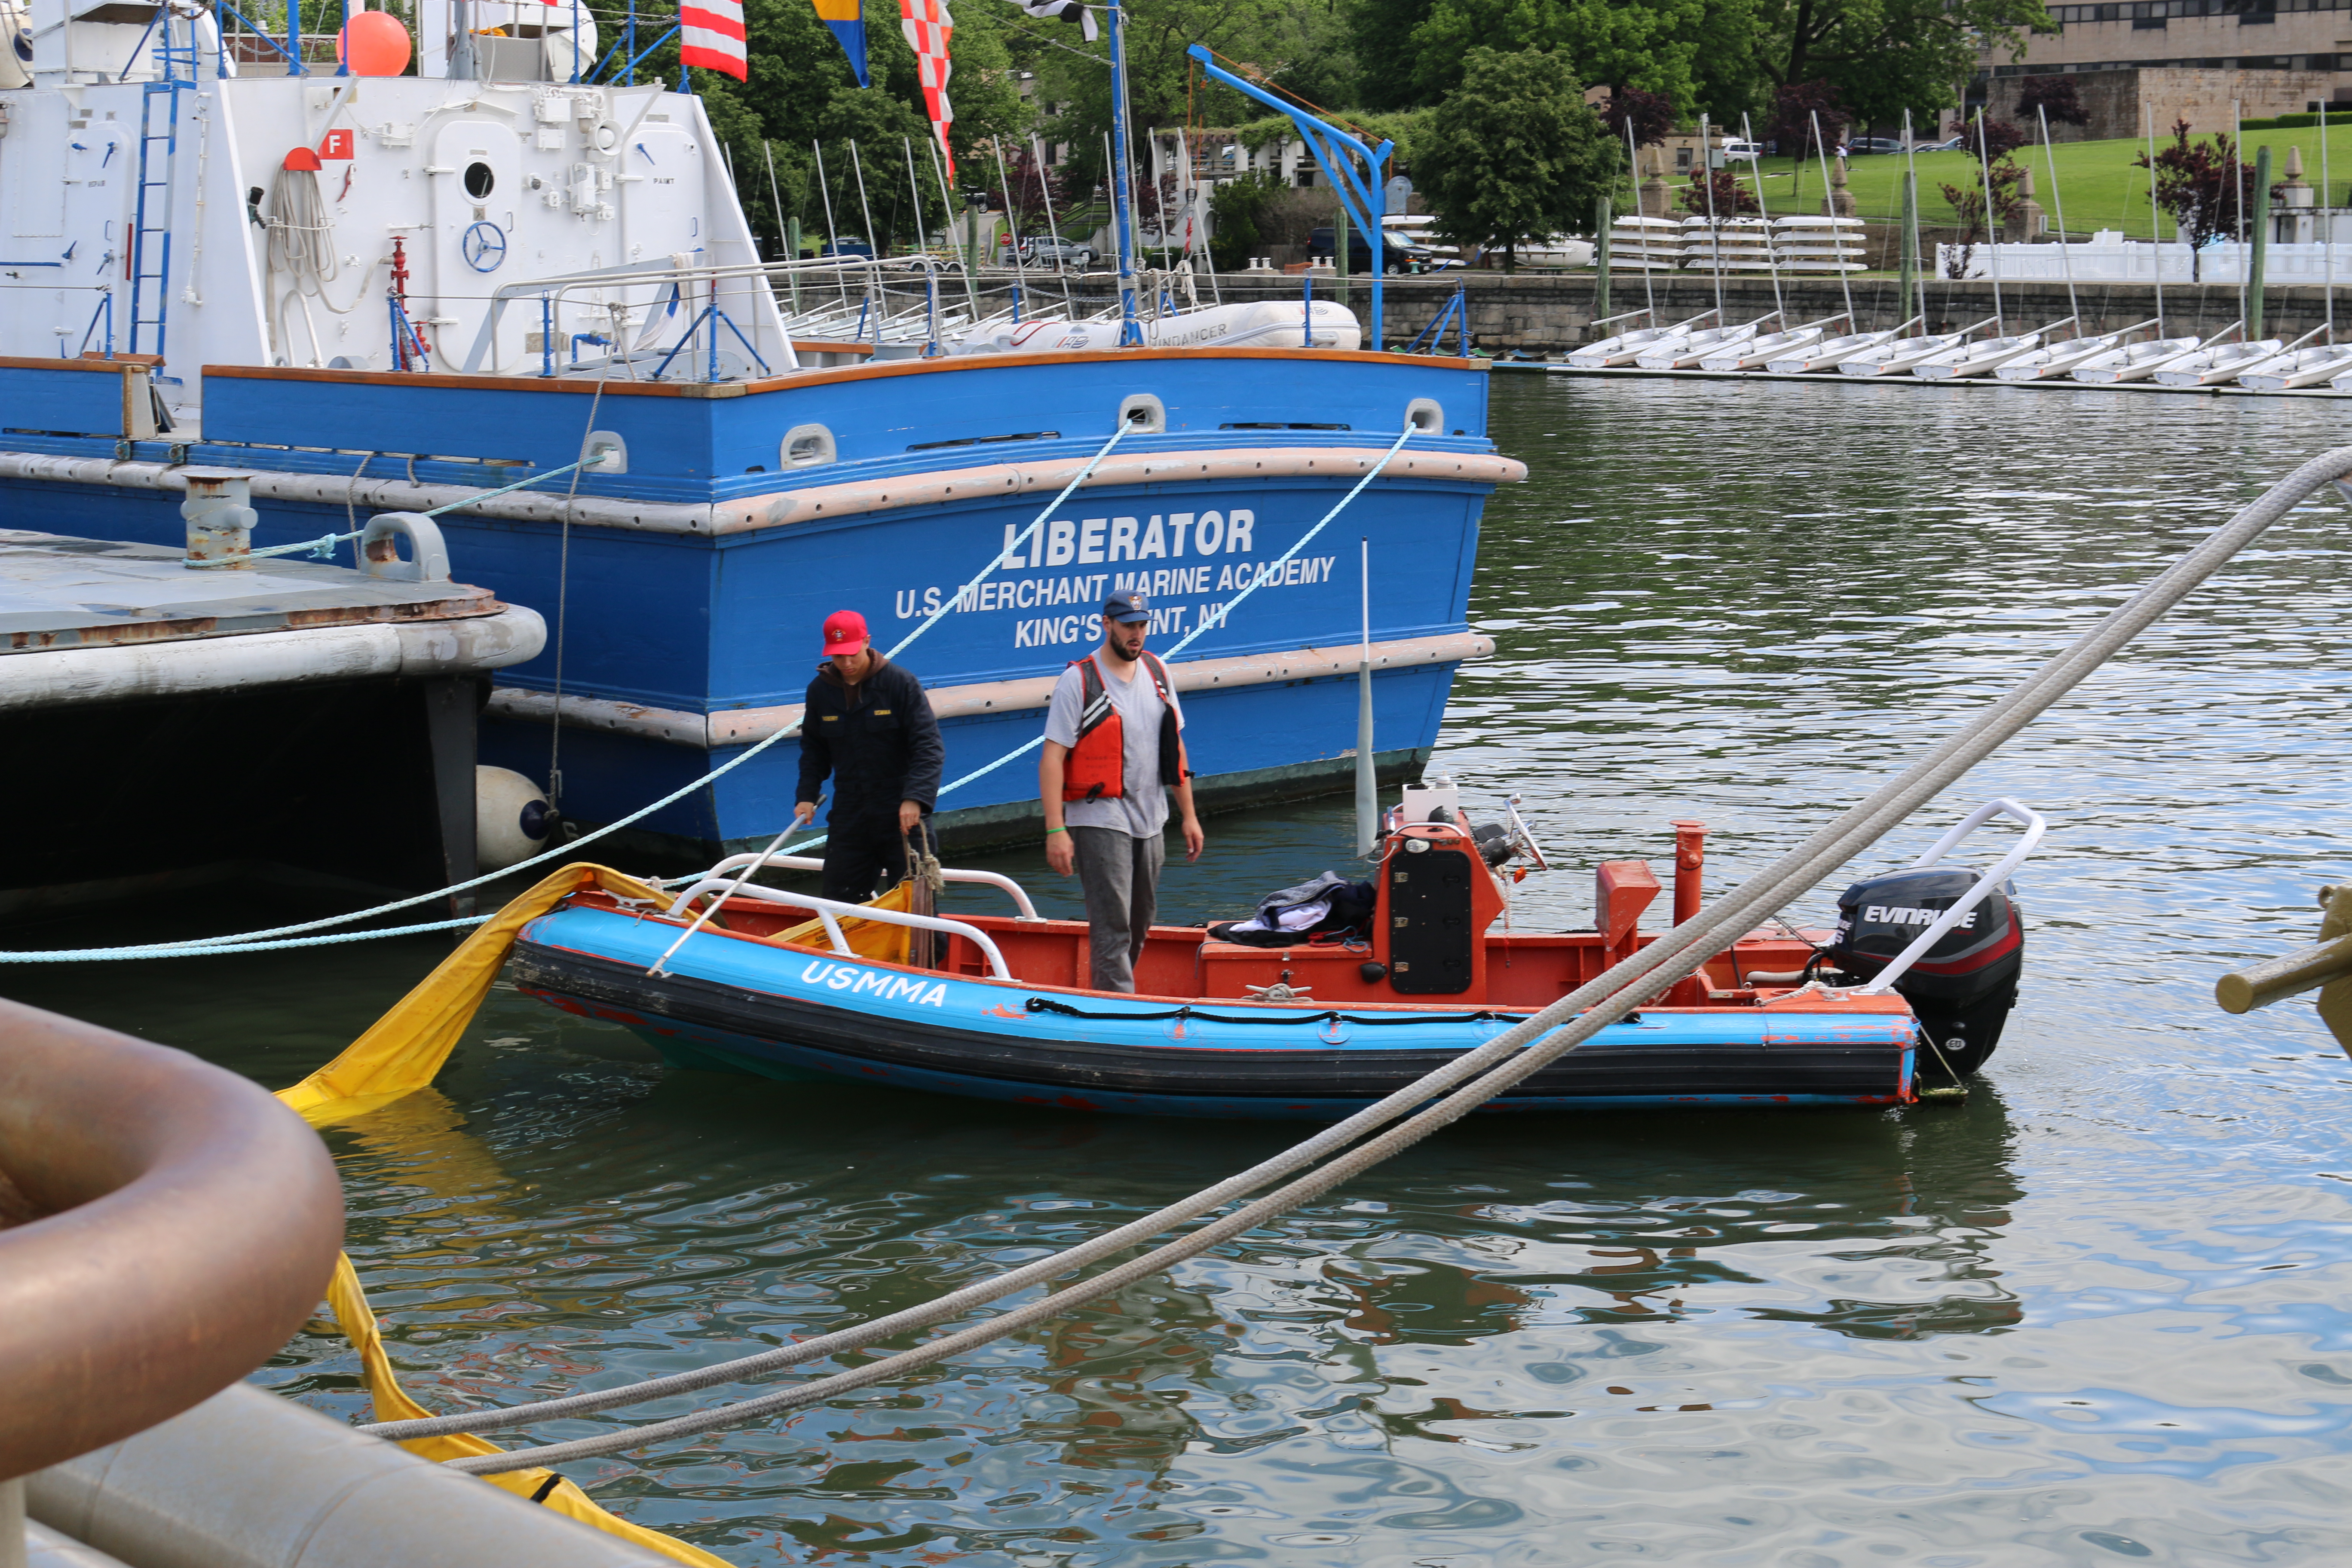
[1827,869,2023,1075]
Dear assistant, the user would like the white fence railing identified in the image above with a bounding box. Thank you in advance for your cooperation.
[1939,230,2352,285]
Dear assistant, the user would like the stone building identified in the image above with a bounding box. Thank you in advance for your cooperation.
[1975,0,2347,141]
[1980,64,2332,139]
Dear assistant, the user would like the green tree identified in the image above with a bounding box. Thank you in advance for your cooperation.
[1754,0,2050,127]
[1027,0,1357,190]
[1348,0,1436,110]
[1415,46,1618,272]
[1207,169,1286,269]
[1400,0,1713,116]
[618,0,1032,252]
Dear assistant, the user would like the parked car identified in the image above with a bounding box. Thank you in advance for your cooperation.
[818,238,875,260]
[1308,224,1455,274]
[1853,137,1906,155]
[1716,137,1763,163]
[1923,135,1965,152]
[1022,236,1096,267]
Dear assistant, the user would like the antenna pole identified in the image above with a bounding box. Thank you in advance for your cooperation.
[1355,536,1376,857]
[1105,0,1141,342]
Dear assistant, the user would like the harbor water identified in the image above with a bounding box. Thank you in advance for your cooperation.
[10,374,2352,1564]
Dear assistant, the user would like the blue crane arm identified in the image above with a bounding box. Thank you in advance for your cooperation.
[1187,45,1390,347]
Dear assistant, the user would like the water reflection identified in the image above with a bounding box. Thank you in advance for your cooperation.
[15,376,2352,1562]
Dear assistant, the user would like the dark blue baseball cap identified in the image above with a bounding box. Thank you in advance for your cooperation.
[1103,591,1151,624]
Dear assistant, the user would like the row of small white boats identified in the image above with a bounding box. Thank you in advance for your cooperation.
[1564,309,2352,389]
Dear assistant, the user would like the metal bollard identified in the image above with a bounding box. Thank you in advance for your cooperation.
[179,470,258,569]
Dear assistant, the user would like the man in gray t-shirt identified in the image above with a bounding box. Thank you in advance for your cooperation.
[1040,591,1206,992]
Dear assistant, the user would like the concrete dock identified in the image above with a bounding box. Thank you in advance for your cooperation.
[0,501,542,916]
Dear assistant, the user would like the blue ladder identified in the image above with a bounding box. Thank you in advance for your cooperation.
[129,21,196,361]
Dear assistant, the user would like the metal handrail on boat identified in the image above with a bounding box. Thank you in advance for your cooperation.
[658,880,1018,980]
[374,450,2352,1474]
[1853,796,2047,995]
[695,853,1044,919]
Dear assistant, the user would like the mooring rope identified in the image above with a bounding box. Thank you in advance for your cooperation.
[915,418,1422,802]
[374,445,2352,1471]
[0,419,1142,963]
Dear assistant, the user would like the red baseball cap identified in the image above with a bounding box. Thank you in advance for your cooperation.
[821,609,868,656]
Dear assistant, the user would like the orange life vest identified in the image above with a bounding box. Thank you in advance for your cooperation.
[1063,649,1181,802]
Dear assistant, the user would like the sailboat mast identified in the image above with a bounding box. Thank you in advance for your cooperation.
[1975,110,2004,335]
[1624,117,1654,320]
[2146,104,2165,336]
[1105,0,1142,343]
[2324,101,2335,340]
[1743,112,1782,323]
[2039,106,2077,327]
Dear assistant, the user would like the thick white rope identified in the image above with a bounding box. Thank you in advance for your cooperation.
[407,446,2352,1473]
[0,424,1138,964]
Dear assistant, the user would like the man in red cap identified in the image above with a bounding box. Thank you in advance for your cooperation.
[793,609,944,904]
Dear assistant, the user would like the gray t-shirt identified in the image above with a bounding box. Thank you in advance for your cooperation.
[1044,649,1186,838]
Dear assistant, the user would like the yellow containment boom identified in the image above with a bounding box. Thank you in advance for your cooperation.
[275,863,735,1568]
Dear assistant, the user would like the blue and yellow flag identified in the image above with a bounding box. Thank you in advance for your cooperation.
[813,0,870,85]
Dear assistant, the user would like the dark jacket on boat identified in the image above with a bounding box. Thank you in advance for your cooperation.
[796,652,943,825]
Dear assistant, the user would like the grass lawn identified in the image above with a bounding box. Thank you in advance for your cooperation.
[1678,126,2352,233]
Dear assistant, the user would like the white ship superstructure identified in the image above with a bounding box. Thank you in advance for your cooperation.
[0,0,775,421]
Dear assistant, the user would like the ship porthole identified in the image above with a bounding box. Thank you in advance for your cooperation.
[462,160,496,199]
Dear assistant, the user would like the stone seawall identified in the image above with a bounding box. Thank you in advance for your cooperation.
[1092,274,2346,356]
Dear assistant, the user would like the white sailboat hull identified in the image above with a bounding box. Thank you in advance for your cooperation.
[1837,335,1966,377]
[1767,330,1902,374]
[1634,324,1760,370]
[1993,334,2128,381]
[2069,338,2205,383]
[1912,335,2043,380]
[2153,341,2288,387]
[2238,349,2352,390]
[1699,326,1826,372]
[1568,325,1685,368]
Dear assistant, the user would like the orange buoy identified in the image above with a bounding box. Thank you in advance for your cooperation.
[337,9,411,76]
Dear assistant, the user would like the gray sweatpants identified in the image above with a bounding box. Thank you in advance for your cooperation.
[1069,825,1166,993]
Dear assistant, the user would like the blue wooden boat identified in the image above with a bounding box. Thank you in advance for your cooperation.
[504,815,2028,1119]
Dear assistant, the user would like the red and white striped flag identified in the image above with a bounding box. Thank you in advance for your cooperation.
[681,0,748,80]
[900,0,955,182]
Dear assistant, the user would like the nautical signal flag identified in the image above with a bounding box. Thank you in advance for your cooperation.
[900,0,955,181]
[680,0,747,80]
[812,0,870,87]
[1003,0,1095,43]
[898,0,955,182]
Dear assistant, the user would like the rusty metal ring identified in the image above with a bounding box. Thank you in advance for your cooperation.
[0,998,345,1480]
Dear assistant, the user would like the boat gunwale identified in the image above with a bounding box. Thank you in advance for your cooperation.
[508,935,1919,1109]
[530,891,1908,1026]
[197,345,1499,401]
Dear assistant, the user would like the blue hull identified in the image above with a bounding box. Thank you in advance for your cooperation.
[511,905,1920,1121]
[0,349,1514,850]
